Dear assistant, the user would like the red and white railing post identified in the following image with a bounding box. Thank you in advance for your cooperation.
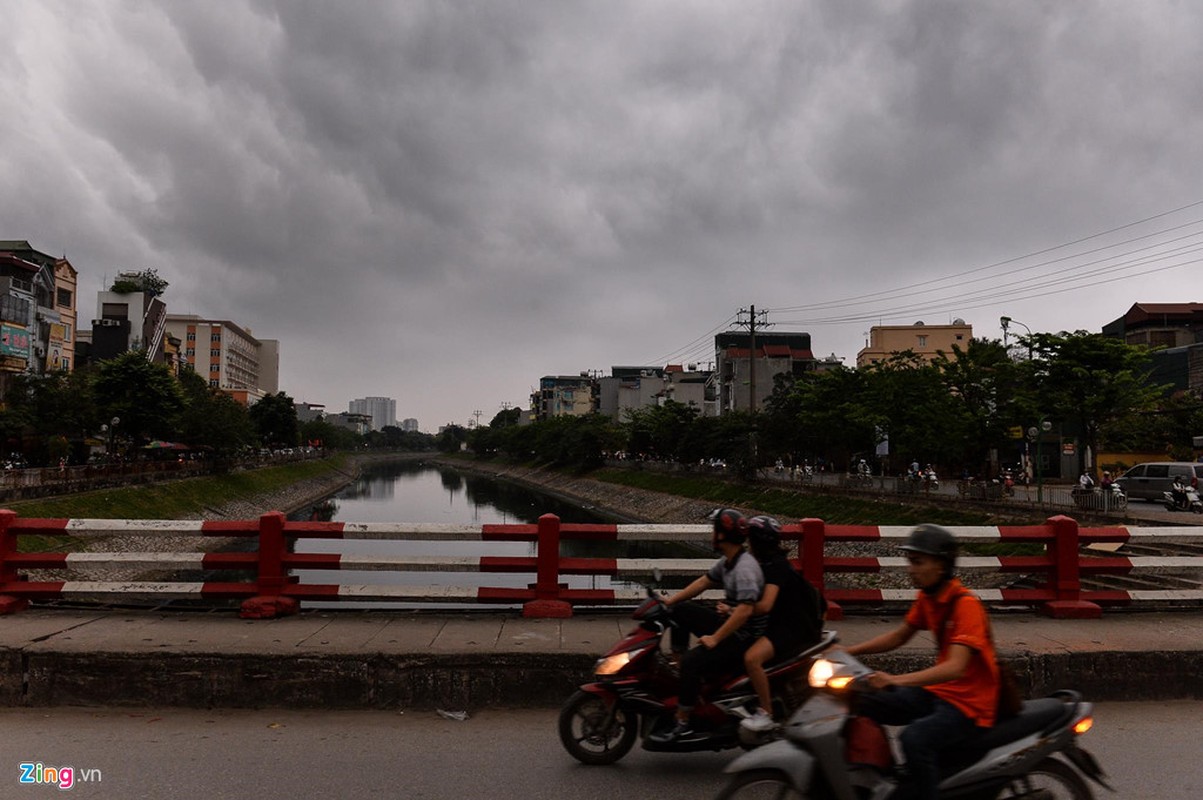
[240,511,300,619]
[0,509,29,614]
[799,517,839,620]
[1042,514,1101,619]
[523,513,572,618]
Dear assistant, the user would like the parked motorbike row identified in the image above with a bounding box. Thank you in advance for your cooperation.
[560,579,1110,799]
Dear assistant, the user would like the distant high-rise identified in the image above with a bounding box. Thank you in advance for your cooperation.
[401,418,419,432]
[349,396,397,431]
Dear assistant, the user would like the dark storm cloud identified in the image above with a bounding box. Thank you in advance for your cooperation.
[3,1,1202,427]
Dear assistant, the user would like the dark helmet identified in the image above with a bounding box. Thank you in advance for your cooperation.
[746,515,783,553]
[711,507,748,544]
[900,524,958,573]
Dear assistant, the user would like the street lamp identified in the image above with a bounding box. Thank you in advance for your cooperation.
[1027,418,1053,504]
[1000,316,1033,358]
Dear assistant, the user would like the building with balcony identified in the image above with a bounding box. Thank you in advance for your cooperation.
[162,314,280,405]
[855,320,973,368]
[0,241,78,389]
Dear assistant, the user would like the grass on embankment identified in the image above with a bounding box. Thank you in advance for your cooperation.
[7,456,348,552]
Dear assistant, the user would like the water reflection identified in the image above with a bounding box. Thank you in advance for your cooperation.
[291,460,691,609]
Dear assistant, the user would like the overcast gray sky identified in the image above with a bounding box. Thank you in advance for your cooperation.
[3,2,1202,431]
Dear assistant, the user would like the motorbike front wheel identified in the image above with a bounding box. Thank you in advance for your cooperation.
[715,769,807,799]
[557,690,638,766]
[1005,756,1093,800]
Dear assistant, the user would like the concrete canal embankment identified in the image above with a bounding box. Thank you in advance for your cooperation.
[433,458,725,524]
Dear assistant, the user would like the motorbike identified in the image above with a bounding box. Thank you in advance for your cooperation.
[558,580,831,765]
[717,647,1111,799]
[1162,484,1203,513]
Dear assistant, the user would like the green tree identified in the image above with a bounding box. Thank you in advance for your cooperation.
[301,418,361,450]
[437,424,469,453]
[91,351,185,446]
[933,338,1024,475]
[622,401,701,462]
[110,268,169,297]
[249,391,300,448]
[1021,331,1167,476]
[175,369,255,456]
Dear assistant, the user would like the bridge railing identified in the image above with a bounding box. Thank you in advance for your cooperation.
[1,509,1201,619]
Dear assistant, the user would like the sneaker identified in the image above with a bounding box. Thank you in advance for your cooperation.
[740,709,776,733]
[650,719,695,743]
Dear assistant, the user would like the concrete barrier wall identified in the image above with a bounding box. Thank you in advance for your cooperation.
[9,648,1202,710]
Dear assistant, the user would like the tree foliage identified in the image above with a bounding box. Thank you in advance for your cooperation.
[91,351,185,444]
[249,391,300,448]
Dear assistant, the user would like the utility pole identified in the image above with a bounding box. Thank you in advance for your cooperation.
[735,305,771,412]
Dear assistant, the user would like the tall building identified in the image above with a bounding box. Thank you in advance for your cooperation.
[855,320,973,368]
[401,418,419,432]
[162,314,280,405]
[349,396,397,431]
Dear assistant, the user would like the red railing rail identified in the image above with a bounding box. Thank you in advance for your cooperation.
[0,510,1199,619]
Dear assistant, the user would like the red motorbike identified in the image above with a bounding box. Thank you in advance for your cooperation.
[558,581,833,765]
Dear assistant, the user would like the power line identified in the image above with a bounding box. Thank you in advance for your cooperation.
[768,199,1203,315]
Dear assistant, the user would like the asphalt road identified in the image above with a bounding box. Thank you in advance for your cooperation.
[3,701,1195,799]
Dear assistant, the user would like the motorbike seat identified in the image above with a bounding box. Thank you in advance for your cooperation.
[717,632,836,693]
[945,697,1072,769]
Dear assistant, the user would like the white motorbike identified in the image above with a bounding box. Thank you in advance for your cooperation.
[717,645,1111,799]
[1163,484,1203,513]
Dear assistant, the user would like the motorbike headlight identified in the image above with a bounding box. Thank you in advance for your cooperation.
[808,658,835,688]
[595,652,632,675]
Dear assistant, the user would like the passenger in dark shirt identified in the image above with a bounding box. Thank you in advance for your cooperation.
[739,515,825,732]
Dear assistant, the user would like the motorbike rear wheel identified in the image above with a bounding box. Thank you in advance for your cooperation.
[557,690,638,766]
[1006,756,1093,799]
[715,769,806,799]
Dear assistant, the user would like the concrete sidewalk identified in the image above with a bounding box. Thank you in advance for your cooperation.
[3,607,1202,709]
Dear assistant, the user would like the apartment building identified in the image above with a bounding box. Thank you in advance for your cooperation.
[163,314,280,405]
[349,396,397,431]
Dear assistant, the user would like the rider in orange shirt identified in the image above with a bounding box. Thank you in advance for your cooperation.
[844,525,1000,800]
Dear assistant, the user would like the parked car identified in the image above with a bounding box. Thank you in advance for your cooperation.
[1114,461,1203,501]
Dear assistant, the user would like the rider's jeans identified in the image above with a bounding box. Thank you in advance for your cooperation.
[670,602,756,711]
[856,686,979,800]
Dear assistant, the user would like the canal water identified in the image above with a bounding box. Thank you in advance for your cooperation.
[288,459,693,609]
